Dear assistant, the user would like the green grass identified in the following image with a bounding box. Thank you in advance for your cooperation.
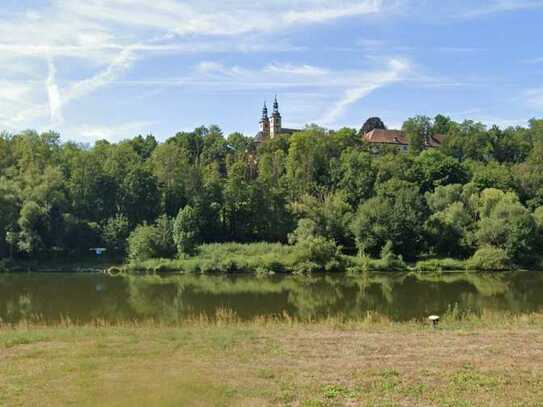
[4,242,542,274]
[129,242,301,274]
[1,314,543,406]
[415,257,467,272]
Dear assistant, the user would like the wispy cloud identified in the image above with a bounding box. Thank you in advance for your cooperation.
[320,58,411,125]
[0,0,395,131]
[46,59,63,124]
[283,0,382,24]
[523,57,543,64]
[66,121,155,144]
[524,88,543,110]
[185,58,414,127]
[461,0,543,18]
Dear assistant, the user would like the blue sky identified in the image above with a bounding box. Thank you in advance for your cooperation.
[1,0,543,144]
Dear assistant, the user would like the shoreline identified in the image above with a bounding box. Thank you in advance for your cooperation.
[2,258,541,274]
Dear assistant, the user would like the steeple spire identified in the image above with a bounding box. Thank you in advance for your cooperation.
[273,95,280,116]
[261,101,268,119]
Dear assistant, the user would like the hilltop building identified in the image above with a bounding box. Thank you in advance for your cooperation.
[254,101,445,151]
[362,129,445,152]
[256,97,300,142]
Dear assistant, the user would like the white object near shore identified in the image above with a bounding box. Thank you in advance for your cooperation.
[89,248,107,256]
[428,315,440,328]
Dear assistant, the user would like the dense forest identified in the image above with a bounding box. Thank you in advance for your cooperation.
[1,115,543,271]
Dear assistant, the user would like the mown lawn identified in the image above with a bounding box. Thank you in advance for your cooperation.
[1,316,543,406]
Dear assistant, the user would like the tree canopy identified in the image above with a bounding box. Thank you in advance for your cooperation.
[2,116,543,268]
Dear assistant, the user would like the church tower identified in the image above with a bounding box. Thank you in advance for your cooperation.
[259,102,270,139]
[270,96,282,138]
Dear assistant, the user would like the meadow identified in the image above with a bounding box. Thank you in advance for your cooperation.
[2,311,543,406]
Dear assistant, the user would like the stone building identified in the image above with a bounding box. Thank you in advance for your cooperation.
[256,97,300,142]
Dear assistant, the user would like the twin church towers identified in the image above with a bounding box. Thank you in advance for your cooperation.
[257,96,298,141]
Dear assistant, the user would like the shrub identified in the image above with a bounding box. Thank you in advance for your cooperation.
[289,218,343,273]
[378,241,406,271]
[466,246,512,271]
[415,258,466,272]
[127,217,175,263]
[292,235,343,273]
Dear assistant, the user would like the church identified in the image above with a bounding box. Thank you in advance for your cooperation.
[254,97,444,151]
[255,97,300,142]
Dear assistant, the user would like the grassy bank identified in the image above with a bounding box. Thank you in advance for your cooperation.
[0,256,121,273]
[3,242,542,274]
[2,313,543,406]
[127,242,461,274]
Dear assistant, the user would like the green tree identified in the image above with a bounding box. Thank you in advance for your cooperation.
[415,149,468,192]
[351,179,427,259]
[290,192,354,248]
[173,206,201,257]
[101,214,130,254]
[333,149,376,207]
[475,189,538,265]
[402,115,432,155]
[0,178,20,257]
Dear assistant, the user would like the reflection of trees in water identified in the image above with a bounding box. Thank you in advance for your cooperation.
[2,272,543,323]
[118,272,543,321]
[126,275,186,322]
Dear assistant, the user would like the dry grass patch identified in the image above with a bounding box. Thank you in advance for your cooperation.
[1,316,543,406]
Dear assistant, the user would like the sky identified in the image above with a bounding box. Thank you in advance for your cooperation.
[1,0,543,144]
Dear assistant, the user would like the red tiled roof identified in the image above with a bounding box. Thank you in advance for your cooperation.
[363,129,408,145]
[428,134,446,147]
[363,129,446,148]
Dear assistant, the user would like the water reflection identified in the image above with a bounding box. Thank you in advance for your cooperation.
[0,272,542,323]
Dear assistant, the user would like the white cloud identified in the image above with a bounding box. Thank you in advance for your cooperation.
[63,47,137,104]
[461,0,543,18]
[283,0,382,24]
[524,88,543,110]
[66,121,155,144]
[264,64,329,76]
[175,58,413,127]
[320,58,411,125]
[0,0,396,131]
[46,59,63,124]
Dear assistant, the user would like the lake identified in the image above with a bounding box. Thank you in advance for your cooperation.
[1,272,543,324]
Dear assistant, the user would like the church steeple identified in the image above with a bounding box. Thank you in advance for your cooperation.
[272,95,280,117]
[259,101,270,139]
[270,95,282,138]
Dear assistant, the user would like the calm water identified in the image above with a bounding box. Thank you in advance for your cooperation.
[1,272,543,323]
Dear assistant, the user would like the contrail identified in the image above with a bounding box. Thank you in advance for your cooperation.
[47,58,63,124]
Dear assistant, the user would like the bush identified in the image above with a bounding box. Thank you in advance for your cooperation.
[292,235,343,273]
[378,241,406,271]
[466,246,512,271]
[127,217,175,262]
[415,258,466,272]
[128,242,298,274]
[289,218,343,273]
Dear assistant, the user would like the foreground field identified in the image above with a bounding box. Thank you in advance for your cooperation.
[1,314,543,406]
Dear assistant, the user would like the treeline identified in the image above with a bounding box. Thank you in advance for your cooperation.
[1,115,543,270]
